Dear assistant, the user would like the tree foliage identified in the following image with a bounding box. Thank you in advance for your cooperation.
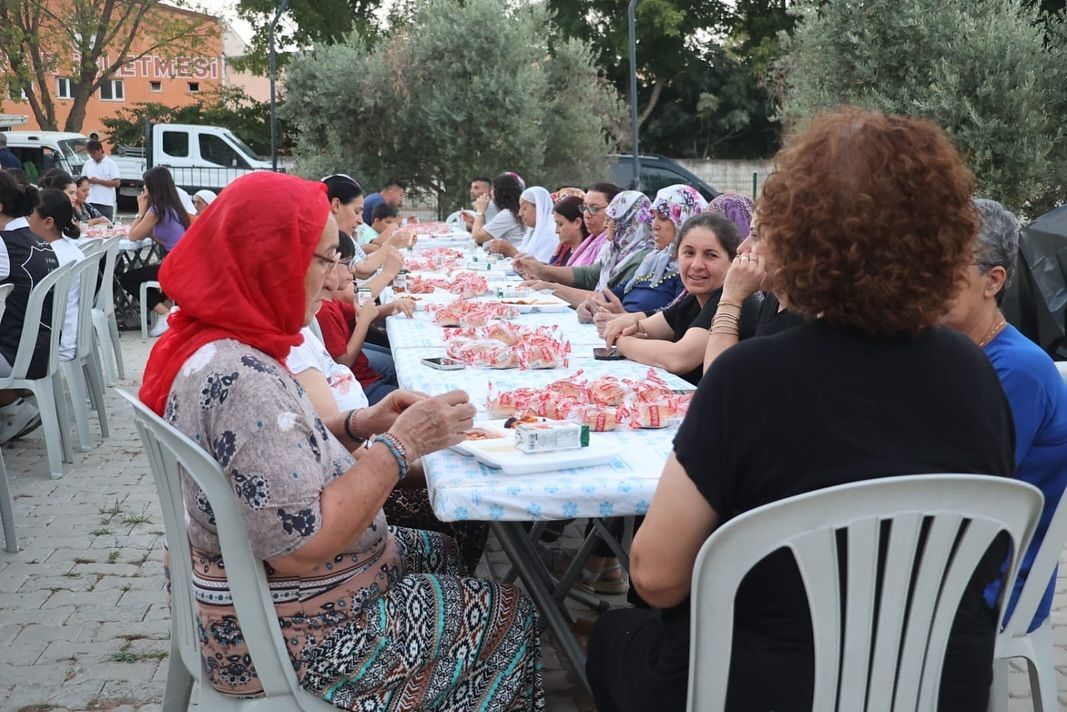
[282,0,623,215]
[100,87,288,157]
[0,0,217,132]
[776,0,1067,215]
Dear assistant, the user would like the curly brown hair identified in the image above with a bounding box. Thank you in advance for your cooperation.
[761,106,977,336]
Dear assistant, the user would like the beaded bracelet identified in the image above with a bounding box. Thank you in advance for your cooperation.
[343,409,364,442]
[370,433,409,481]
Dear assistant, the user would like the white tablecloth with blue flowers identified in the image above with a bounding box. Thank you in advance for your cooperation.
[383,279,694,522]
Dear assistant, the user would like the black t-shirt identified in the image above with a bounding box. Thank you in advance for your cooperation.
[754,291,806,337]
[660,289,759,385]
[0,227,59,378]
[670,320,1015,711]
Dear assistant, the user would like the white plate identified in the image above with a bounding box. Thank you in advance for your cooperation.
[460,427,621,475]
[449,419,512,456]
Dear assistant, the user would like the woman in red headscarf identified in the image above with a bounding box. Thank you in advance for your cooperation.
[140,172,544,709]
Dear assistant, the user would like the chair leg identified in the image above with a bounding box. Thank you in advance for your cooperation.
[85,354,109,439]
[140,283,150,341]
[0,452,17,553]
[161,638,194,712]
[93,312,118,386]
[30,377,66,479]
[49,374,75,465]
[60,362,93,453]
[987,657,1008,712]
[108,312,125,379]
[1025,623,1058,712]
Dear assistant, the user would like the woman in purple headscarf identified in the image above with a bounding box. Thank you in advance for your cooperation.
[707,192,755,239]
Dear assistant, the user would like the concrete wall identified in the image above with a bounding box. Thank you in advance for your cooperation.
[675,158,774,201]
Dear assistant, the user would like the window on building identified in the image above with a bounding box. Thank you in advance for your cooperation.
[199,133,249,169]
[161,131,190,158]
[56,77,73,100]
[149,81,162,93]
[99,79,124,101]
[187,82,200,93]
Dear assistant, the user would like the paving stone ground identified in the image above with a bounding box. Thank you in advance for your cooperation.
[0,332,1063,711]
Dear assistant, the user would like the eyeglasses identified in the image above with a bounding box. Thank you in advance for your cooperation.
[580,204,604,215]
[311,250,341,271]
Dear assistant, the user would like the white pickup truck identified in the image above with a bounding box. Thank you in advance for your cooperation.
[2,123,271,204]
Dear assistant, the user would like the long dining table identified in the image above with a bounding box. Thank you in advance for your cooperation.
[379,232,695,692]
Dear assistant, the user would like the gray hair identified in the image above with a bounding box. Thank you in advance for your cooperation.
[973,198,1020,287]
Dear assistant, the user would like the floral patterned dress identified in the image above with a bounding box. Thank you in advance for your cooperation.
[165,339,544,710]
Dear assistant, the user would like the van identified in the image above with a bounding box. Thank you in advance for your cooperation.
[610,153,720,202]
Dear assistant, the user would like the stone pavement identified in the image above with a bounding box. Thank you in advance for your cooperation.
[0,332,1064,711]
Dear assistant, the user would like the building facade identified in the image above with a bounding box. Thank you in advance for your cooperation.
[1,5,223,144]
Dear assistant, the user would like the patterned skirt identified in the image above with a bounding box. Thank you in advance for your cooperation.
[300,527,545,711]
[384,487,489,574]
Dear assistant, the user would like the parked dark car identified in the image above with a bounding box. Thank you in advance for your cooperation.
[610,153,719,201]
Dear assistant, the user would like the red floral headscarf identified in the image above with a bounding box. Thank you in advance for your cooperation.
[140,171,330,414]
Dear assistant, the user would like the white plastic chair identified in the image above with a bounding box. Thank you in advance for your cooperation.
[0,282,18,552]
[988,362,1067,712]
[58,251,110,452]
[115,389,334,711]
[0,261,77,479]
[445,209,475,227]
[91,236,125,384]
[687,474,1043,712]
[140,279,162,341]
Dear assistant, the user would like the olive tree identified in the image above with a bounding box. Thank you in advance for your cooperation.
[775,0,1067,215]
[282,0,622,215]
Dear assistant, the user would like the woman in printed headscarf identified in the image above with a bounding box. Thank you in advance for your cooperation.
[486,185,559,262]
[516,190,655,308]
[140,171,544,710]
[579,184,707,321]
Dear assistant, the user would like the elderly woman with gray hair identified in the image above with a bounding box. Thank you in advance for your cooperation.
[943,198,1067,634]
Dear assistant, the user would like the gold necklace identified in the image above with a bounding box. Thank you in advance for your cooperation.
[978,315,1007,348]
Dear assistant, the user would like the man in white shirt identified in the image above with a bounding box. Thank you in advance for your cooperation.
[80,140,120,221]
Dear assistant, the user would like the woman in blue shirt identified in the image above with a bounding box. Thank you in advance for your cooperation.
[944,197,1067,633]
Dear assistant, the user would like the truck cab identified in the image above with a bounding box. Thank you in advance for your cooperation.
[1,131,89,183]
[148,123,271,194]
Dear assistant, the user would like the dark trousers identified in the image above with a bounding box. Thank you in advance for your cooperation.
[119,263,165,311]
[89,203,114,221]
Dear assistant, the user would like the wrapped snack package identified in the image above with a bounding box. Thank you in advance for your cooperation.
[567,404,621,432]
[588,375,627,406]
[448,272,489,297]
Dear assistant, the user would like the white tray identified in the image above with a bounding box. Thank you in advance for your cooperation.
[496,294,571,313]
[450,419,511,456]
[459,427,621,475]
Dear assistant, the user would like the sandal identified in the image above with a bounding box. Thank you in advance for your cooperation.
[586,559,629,595]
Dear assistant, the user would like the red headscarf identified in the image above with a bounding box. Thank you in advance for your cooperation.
[140,172,330,414]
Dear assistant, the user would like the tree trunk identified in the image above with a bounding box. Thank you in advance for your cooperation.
[636,78,665,129]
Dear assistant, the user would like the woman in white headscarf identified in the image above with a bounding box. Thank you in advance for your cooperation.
[486,186,559,262]
[515,190,655,308]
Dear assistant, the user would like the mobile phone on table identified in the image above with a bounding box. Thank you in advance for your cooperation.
[593,347,624,361]
[421,357,466,370]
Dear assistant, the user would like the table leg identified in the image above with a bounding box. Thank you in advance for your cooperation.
[490,521,592,697]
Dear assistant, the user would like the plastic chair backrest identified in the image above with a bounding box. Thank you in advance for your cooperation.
[5,261,76,380]
[996,363,1067,638]
[69,250,105,360]
[308,316,324,344]
[445,210,472,226]
[93,237,121,315]
[687,474,1043,712]
[115,388,309,702]
[0,283,13,321]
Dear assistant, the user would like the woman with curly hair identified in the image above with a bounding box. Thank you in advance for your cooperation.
[586,107,1016,712]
